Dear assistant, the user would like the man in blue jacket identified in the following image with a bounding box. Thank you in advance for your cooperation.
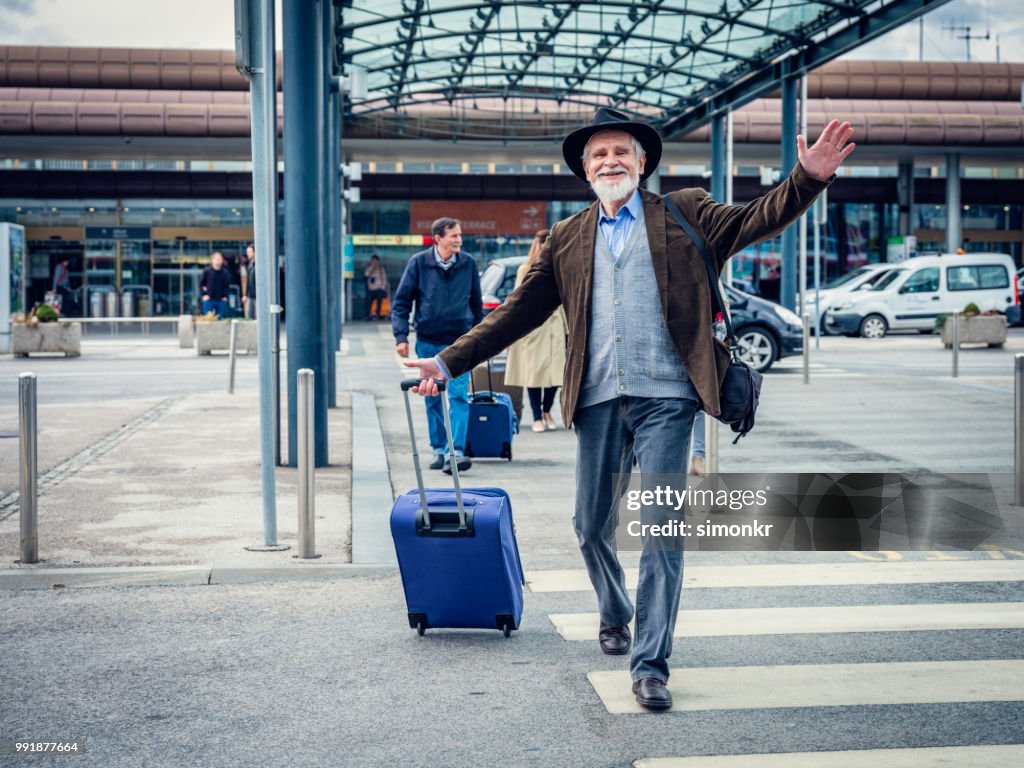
[392,217,483,473]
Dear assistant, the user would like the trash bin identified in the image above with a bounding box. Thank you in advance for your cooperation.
[90,290,105,318]
[105,291,119,318]
[121,290,136,318]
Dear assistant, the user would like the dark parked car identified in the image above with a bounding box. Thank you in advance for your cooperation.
[479,257,800,372]
[725,284,804,372]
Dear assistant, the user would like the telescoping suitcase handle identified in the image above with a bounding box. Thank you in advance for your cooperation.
[400,379,469,532]
[468,358,498,403]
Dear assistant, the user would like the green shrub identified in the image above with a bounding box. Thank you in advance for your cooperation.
[35,303,60,323]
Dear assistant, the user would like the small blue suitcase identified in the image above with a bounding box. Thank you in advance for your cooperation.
[391,379,525,637]
[466,390,517,460]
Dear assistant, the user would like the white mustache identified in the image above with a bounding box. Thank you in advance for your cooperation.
[598,167,628,176]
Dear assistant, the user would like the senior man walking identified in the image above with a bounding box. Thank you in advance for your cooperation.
[404,108,854,710]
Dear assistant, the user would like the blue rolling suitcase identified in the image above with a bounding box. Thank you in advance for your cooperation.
[390,379,525,637]
[465,361,518,461]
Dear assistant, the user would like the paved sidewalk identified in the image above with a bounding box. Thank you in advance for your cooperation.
[2,323,1024,582]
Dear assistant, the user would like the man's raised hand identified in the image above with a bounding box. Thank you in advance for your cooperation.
[797,119,855,182]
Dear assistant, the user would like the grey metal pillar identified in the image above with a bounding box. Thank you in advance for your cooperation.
[898,160,914,236]
[707,114,727,475]
[329,96,342,352]
[238,0,281,547]
[724,111,734,285]
[645,167,660,195]
[710,115,726,202]
[283,0,328,466]
[780,74,798,311]
[946,153,961,253]
[321,0,338,407]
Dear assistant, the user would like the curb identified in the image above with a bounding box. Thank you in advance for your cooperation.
[0,563,397,591]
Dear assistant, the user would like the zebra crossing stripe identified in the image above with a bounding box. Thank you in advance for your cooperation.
[587,659,1024,714]
[633,745,1024,767]
[526,560,1024,593]
[550,602,1024,640]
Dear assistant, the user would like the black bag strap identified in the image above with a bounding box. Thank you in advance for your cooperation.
[662,194,739,359]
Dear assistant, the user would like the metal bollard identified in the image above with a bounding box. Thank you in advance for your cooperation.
[705,411,719,474]
[952,312,960,378]
[296,368,318,558]
[802,313,810,385]
[227,319,239,394]
[1016,355,1024,506]
[19,373,39,564]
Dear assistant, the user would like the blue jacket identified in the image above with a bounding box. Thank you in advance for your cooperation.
[391,248,483,346]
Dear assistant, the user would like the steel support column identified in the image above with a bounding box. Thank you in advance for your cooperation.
[946,153,961,253]
[283,0,328,466]
[780,74,798,311]
[644,168,660,195]
[241,0,280,543]
[898,160,914,236]
[321,0,338,407]
[710,115,726,202]
[328,88,342,352]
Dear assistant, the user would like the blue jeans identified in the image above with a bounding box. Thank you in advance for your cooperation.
[202,299,229,318]
[415,339,469,456]
[573,396,697,682]
[691,410,705,458]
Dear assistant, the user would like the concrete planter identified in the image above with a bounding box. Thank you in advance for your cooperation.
[13,322,82,357]
[195,320,257,355]
[941,314,1007,348]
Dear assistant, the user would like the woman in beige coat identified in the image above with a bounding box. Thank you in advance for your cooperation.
[505,229,568,432]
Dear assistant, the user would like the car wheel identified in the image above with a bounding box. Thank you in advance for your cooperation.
[859,314,888,339]
[736,327,778,373]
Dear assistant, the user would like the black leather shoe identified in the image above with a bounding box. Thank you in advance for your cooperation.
[442,456,472,474]
[428,454,445,470]
[598,622,631,656]
[632,678,672,710]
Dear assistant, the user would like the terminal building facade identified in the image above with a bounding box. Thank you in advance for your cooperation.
[1,46,1022,315]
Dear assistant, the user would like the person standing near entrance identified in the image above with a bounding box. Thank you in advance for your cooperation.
[363,254,388,320]
[403,109,853,709]
[392,217,483,474]
[242,244,257,319]
[200,251,232,317]
[52,258,74,314]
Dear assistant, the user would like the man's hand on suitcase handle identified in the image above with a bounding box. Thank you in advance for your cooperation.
[402,358,447,397]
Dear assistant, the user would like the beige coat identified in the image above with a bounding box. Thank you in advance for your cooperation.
[504,261,568,388]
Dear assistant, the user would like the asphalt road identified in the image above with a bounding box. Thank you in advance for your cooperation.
[2,323,1023,767]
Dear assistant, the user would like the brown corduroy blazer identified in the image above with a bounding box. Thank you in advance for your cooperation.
[439,163,832,426]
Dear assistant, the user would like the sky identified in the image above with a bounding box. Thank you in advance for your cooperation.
[0,0,1020,63]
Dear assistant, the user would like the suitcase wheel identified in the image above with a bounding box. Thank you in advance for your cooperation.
[409,612,428,636]
[502,623,511,638]
[496,614,516,638]
[501,442,512,461]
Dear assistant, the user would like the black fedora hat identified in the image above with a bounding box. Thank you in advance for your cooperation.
[562,107,662,182]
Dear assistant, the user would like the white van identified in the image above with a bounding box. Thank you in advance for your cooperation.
[825,253,1021,338]
[799,263,901,334]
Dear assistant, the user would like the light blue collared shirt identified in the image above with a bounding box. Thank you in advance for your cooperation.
[597,188,642,259]
[434,246,457,270]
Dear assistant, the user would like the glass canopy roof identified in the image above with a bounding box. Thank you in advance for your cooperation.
[337,0,945,140]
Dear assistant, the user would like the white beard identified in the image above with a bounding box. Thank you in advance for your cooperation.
[591,167,639,208]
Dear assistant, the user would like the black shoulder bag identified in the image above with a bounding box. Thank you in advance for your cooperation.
[662,195,763,443]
